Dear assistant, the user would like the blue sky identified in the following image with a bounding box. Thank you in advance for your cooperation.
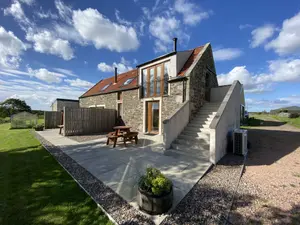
[0,0,300,111]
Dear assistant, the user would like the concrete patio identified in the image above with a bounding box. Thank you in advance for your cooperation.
[37,129,211,224]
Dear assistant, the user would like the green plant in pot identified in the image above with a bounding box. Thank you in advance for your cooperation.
[137,167,173,215]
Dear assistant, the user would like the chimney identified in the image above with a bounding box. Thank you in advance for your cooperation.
[173,37,178,52]
[114,67,117,83]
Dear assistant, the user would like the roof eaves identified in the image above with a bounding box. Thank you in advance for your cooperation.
[79,86,139,98]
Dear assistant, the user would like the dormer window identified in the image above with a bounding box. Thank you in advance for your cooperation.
[123,78,134,85]
[141,61,169,98]
[101,83,111,91]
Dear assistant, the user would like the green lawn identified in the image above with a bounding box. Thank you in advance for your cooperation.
[0,123,112,225]
[271,115,300,128]
[246,113,300,129]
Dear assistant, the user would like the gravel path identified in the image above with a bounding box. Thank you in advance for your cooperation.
[162,154,245,225]
[229,120,300,224]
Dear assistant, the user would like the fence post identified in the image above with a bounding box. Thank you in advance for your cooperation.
[63,107,66,136]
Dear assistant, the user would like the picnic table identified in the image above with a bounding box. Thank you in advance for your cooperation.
[106,126,138,147]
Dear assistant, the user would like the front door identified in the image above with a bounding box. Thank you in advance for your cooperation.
[146,101,159,134]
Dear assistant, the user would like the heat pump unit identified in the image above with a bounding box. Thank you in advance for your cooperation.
[233,129,248,155]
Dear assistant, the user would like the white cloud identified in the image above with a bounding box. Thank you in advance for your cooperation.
[266,12,300,55]
[246,95,300,112]
[115,9,132,26]
[53,68,77,77]
[149,16,189,52]
[26,30,74,60]
[97,57,133,73]
[64,78,93,88]
[73,8,139,52]
[3,0,33,28]
[0,71,20,77]
[174,0,211,25]
[35,9,58,19]
[213,48,243,61]
[218,58,300,93]
[19,0,35,5]
[0,26,28,68]
[27,68,65,83]
[55,0,73,25]
[250,24,276,48]
[239,24,253,30]
[0,79,87,110]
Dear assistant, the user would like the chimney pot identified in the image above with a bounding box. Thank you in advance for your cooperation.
[114,67,117,83]
[173,37,178,52]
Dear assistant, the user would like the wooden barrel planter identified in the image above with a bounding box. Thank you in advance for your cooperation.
[137,186,173,215]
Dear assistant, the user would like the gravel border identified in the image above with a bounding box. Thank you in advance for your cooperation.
[33,131,155,225]
[161,154,245,225]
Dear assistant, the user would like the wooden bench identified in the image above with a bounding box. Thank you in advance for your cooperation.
[58,125,64,135]
[123,132,139,146]
[106,131,139,147]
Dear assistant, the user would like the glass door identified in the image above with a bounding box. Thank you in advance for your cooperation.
[146,101,159,134]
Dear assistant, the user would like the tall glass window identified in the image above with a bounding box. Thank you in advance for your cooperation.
[150,68,154,96]
[156,65,161,95]
[142,61,169,98]
[164,62,169,95]
[142,69,147,97]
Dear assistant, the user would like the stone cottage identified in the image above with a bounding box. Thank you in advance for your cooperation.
[80,41,218,134]
[79,40,245,163]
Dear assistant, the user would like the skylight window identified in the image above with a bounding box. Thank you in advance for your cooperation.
[101,83,111,91]
[123,78,134,85]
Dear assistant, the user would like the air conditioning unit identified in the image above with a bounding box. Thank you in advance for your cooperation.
[233,129,248,155]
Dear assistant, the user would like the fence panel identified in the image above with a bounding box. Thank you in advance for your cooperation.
[64,107,116,136]
[44,111,62,129]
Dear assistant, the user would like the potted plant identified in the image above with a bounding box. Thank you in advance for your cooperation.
[137,167,173,215]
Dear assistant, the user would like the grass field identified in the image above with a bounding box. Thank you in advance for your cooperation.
[248,113,300,128]
[0,123,112,225]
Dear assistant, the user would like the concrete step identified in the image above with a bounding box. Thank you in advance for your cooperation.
[171,142,210,153]
[190,120,211,126]
[175,137,210,146]
[164,148,210,161]
[184,126,211,133]
[197,111,217,116]
[187,123,210,129]
[181,131,210,138]
[168,145,210,158]
[193,115,215,121]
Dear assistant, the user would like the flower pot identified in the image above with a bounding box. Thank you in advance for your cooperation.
[137,186,173,215]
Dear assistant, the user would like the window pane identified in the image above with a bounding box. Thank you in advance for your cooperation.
[164,62,169,94]
[150,68,154,96]
[142,69,147,97]
[156,66,161,95]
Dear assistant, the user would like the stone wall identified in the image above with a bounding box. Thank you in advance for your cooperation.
[161,81,184,123]
[79,92,117,109]
[122,89,143,131]
[188,44,218,117]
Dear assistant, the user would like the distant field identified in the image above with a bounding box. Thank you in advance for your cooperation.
[248,113,300,129]
[271,115,300,128]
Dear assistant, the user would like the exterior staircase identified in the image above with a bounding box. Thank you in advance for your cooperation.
[165,102,221,161]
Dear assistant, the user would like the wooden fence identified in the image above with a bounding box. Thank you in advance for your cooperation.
[44,111,62,129]
[64,107,116,136]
